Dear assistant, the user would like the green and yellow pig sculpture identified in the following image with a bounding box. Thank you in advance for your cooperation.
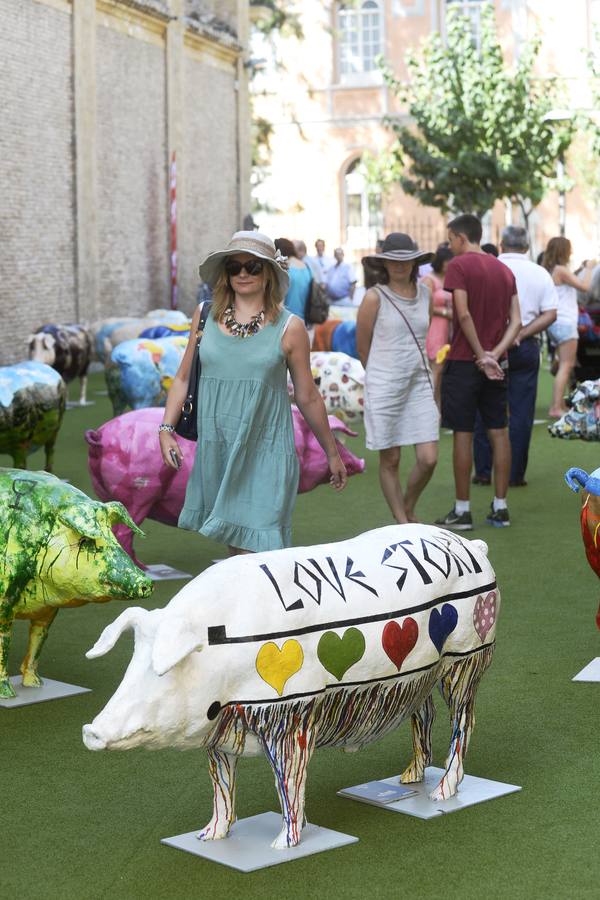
[0,468,153,698]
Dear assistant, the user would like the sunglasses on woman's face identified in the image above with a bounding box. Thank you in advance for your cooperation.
[224,258,264,277]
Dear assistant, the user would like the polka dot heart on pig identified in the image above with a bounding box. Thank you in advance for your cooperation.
[473,591,497,641]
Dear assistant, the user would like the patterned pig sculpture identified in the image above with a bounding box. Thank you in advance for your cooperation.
[85,406,365,567]
[28,323,92,404]
[288,352,365,423]
[0,361,67,471]
[83,524,499,849]
[138,323,191,340]
[0,469,153,699]
[565,465,600,628]
[105,336,188,416]
[91,311,189,362]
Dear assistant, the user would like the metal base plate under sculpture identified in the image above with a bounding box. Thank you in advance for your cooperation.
[161,811,358,872]
[338,767,521,819]
[0,676,91,708]
[145,564,192,582]
[572,658,600,682]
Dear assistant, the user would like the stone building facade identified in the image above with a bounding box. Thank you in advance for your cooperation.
[1,0,251,364]
[251,0,600,268]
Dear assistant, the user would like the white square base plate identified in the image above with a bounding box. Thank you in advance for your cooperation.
[0,676,90,708]
[161,811,358,872]
[145,564,192,581]
[572,658,600,681]
[338,767,521,819]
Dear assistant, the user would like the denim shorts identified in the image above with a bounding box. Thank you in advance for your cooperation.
[547,320,578,345]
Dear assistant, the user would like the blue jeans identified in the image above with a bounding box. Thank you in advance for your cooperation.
[473,338,540,484]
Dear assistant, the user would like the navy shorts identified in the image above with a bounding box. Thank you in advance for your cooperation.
[441,360,508,432]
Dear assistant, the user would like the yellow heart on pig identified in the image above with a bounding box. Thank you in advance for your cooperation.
[256,640,304,696]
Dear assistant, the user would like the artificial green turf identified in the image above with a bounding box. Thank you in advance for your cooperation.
[3,370,600,899]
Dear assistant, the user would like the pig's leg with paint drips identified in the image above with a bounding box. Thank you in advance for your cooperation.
[196,749,239,841]
[400,694,436,784]
[262,726,315,850]
[430,647,494,801]
[20,609,58,687]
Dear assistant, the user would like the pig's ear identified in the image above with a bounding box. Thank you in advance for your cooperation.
[87,607,148,658]
[106,501,145,536]
[151,616,203,676]
[58,506,103,538]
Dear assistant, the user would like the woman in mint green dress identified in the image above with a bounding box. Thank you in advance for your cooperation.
[159,231,347,554]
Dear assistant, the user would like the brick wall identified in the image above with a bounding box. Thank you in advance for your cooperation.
[1,1,246,363]
[180,55,239,310]
[0,0,76,365]
[96,25,169,317]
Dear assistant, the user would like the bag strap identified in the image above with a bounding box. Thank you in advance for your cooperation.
[378,285,434,394]
[196,301,212,347]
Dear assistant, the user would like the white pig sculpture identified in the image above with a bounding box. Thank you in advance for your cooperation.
[83,524,499,849]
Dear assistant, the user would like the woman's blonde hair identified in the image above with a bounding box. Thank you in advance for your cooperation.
[542,236,572,273]
[211,259,284,323]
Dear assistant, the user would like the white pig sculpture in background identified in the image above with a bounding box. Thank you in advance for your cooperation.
[83,524,500,850]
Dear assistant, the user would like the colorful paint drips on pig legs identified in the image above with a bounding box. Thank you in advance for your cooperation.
[430,644,494,801]
[400,694,436,784]
[196,749,239,841]
[262,723,315,849]
[243,701,317,848]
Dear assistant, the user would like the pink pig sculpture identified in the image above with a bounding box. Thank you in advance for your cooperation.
[86,407,364,568]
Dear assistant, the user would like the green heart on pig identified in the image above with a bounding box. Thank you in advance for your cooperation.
[317,627,366,681]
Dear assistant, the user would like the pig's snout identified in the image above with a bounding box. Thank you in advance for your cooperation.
[82,724,106,751]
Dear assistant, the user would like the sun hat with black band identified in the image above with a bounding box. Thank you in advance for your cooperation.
[362,232,433,267]
[199,231,290,294]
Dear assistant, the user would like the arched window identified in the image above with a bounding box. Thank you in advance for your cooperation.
[338,1,383,82]
[343,157,382,248]
[446,0,485,50]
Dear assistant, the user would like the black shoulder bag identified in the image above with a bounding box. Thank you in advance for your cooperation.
[175,301,212,441]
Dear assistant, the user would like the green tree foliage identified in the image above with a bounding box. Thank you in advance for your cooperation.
[377,6,577,221]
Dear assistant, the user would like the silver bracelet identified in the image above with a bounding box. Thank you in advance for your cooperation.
[158,424,175,434]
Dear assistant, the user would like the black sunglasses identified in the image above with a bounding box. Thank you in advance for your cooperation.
[224,258,264,276]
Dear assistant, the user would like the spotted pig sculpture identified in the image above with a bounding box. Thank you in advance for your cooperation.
[83,524,499,849]
[28,323,92,404]
[0,469,153,699]
[288,352,365,423]
[85,407,364,567]
[0,361,67,470]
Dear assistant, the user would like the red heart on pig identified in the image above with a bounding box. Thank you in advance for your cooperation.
[382,618,418,670]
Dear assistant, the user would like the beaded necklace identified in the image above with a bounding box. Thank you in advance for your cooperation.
[224,305,265,338]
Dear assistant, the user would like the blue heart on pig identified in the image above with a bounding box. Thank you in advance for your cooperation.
[428,604,458,654]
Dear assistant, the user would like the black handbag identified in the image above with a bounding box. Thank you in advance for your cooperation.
[175,301,212,441]
[305,276,330,324]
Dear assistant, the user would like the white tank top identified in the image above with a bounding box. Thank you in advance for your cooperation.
[555,283,578,327]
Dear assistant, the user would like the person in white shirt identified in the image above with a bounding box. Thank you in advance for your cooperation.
[473,226,558,486]
[310,238,335,280]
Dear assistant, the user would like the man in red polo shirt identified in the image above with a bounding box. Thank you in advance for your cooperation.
[435,215,522,530]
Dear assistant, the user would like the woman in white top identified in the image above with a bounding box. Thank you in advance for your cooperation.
[357,233,439,524]
[543,236,597,418]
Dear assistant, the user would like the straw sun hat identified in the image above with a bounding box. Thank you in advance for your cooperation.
[362,232,433,267]
[199,231,290,293]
